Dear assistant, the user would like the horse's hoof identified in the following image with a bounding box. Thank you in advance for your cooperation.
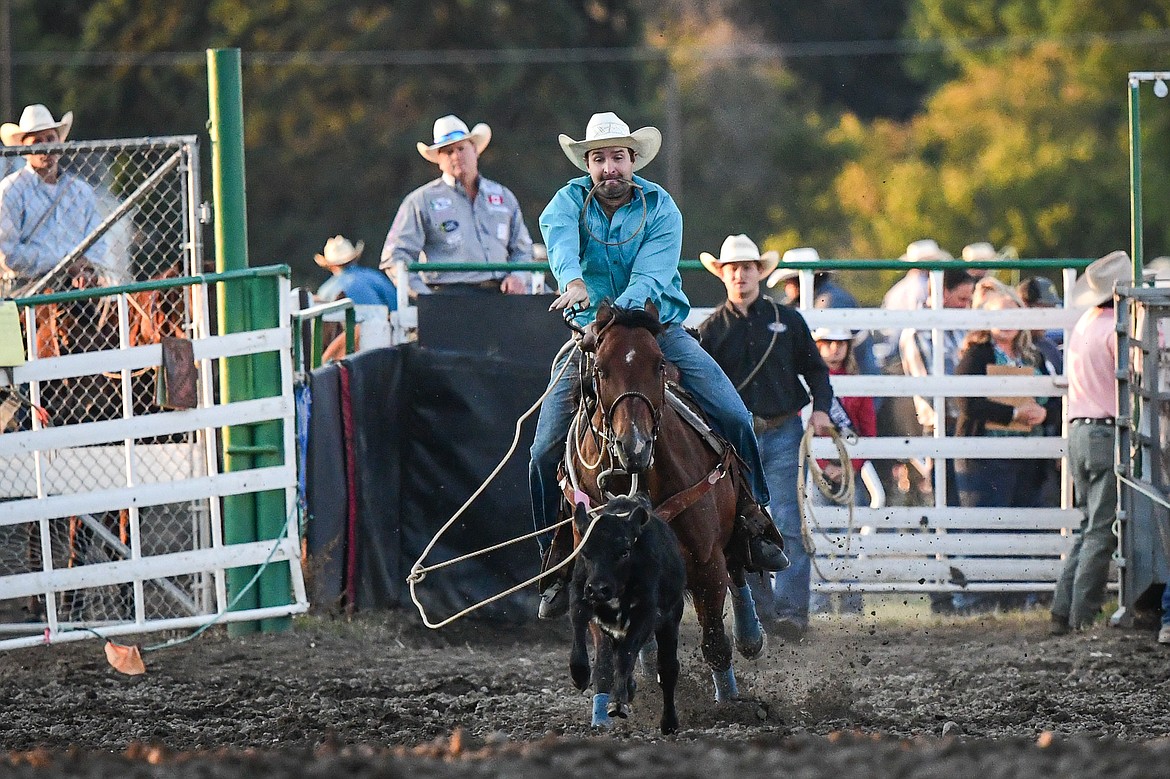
[735,627,766,660]
[606,701,631,719]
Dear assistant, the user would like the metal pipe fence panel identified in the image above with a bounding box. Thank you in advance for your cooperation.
[0,271,304,651]
[1116,285,1170,621]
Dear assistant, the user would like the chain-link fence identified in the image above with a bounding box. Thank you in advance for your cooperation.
[0,136,212,639]
[0,135,201,299]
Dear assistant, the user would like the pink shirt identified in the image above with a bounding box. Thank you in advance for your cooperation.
[1067,306,1117,419]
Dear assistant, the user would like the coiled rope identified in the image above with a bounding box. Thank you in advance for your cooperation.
[797,424,858,582]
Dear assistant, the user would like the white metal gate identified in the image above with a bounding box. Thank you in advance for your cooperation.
[0,269,305,650]
[686,267,1088,596]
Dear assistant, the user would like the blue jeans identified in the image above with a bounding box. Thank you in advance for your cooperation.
[528,324,768,548]
[756,416,809,626]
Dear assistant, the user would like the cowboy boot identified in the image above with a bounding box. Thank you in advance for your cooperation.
[536,524,574,620]
[736,494,789,573]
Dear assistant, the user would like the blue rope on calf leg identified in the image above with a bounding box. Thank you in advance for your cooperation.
[592,693,613,727]
[712,666,738,703]
[730,583,764,658]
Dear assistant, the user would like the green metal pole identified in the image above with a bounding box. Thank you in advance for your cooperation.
[250,273,291,633]
[208,48,260,634]
[1129,75,1144,280]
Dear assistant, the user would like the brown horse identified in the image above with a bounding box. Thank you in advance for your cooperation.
[563,301,765,724]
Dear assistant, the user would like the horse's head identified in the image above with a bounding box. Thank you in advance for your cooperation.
[591,300,666,473]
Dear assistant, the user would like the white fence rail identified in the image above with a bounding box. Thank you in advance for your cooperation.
[0,272,306,651]
[688,266,1088,596]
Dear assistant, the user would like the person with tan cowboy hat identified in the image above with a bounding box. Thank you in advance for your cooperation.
[1051,249,1132,635]
[315,235,397,310]
[698,234,835,640]
[766,246,880,377]
[0,104,111,293]
[379,114,533,296]
[530,114,787,619]
[882,238,954,312]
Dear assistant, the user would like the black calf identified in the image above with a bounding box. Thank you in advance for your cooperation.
[568,494,687,735]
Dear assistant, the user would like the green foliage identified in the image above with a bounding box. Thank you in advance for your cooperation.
[8,0,1170,301]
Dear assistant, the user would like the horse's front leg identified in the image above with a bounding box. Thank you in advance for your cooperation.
[689,558,737,702]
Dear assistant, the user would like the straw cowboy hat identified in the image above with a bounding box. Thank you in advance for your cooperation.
[1,104,73,146]
[416,115,491,163]
[700,234,780,277]
[766,247,820,288]
[314,235,365,268]
[558,112,661,172]
[900,239,953,262]
[811,326,853,342]
[1143,256,1170,284]
[961,242,998,262]
[1070,250,1132,307]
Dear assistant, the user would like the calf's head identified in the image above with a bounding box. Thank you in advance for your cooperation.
[573,495,653,607]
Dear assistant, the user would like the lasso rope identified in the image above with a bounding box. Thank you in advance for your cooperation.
[407,341,589,629]
[797,424,858,583]
[579,180,648,247]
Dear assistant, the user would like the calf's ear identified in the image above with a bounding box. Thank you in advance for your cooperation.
[573,502,591,535]
[631,504,652,529]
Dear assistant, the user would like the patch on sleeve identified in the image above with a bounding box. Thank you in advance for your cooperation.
[487,193,504,206]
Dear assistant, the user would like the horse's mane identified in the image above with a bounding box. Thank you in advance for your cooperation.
[604,304,664,336]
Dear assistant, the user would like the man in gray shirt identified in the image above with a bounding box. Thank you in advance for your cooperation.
[380,114,534,295]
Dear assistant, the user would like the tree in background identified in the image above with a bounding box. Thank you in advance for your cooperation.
[729,0,925,120]
[20,0,651,283]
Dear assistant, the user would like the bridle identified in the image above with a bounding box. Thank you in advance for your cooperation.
[585,331,667,490]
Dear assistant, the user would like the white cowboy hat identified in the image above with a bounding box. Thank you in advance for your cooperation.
[1144,256,1170,285]
[766,247,820,287]
[416,115,491,163]
[1070,250,1132,307]
[558,112,661,172]
[811,326,853,342]
[1,104,73,146]
[900,239,953,262]
[314,235,365,268]
[961,242,998,262]
[700,234,780,277]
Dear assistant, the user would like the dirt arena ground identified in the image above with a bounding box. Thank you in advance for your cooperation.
[2,601,1169,778]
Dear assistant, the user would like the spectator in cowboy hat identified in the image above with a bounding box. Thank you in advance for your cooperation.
[1051,250,1132,634]
[881,239,953,312]
[961,242,999,280]
[315,235,397,311]
[380,114,533,296]
[0,104,113,293]
[766,246,880,378]
[699,233,836,640]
